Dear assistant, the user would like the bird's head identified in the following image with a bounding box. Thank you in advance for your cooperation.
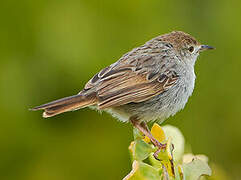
[160,31,214,65]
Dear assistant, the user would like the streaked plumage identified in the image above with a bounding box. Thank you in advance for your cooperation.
[31,31,213,125]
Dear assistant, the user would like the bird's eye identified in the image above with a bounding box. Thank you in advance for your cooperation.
[188,46,194,53]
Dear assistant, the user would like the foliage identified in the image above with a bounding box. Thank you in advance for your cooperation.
[123,124,212,180]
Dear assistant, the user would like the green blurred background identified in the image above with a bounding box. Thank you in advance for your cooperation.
[0,0,240,179]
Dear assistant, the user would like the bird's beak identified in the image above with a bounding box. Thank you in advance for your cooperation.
[199,45,215,52]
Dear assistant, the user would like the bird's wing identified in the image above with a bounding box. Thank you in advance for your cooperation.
[84,51,179,109]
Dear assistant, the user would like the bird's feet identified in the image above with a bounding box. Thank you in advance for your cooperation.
[129,117,168,161]
[153,142,167,160]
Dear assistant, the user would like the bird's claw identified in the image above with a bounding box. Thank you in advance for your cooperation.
[153,143,167,161]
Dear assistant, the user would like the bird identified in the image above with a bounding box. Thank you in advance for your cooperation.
[30,31,214,159]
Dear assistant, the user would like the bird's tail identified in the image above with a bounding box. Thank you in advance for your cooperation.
[30,93,97,118]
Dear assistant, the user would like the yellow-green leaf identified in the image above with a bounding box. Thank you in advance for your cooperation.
[182,157,212,180]
[143,123,166,143]
[129,140,154,161]
[133,128,144,140]
[123,161,161,180]
[149,138,175,178]
[162,125,185,162]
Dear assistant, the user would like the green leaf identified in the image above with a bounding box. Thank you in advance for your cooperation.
[123,161,161,180]
[162,125,185,162]
[126,125,212,180]
[148,138,176,178]
[129,140,154,161]
[133,128,144,140]
[181,157,212,180]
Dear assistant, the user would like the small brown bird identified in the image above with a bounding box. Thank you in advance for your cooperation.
[31,31,214,159]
